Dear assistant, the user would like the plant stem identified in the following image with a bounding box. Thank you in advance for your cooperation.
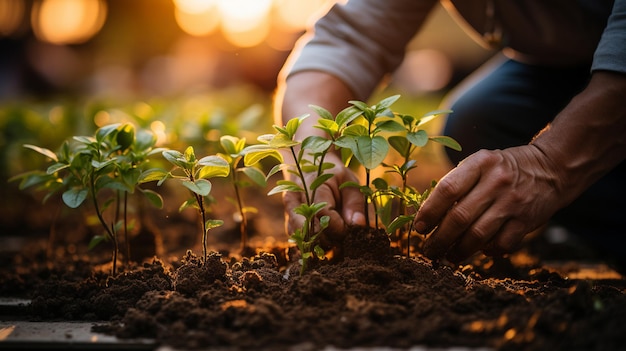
[231,169,248,251]
[90,172,117,275]
[196,192,208,263]
[364,170,370,226]
[123,192,129,265]
[290,147,311,205]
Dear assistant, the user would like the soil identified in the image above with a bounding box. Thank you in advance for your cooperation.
[2,220,626,351]
[2,179,626,350]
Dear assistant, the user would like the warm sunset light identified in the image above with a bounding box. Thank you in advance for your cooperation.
[174,5,220,37]
[31,0,107,45]
[172,0,336,47]
[0,0,25,37]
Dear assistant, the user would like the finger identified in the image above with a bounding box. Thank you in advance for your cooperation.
[414,158,482,234]
[423,181,494,260]
[283,191,305,235]
[339,179,366,227]
[445,211,507,263]
[481,220,526,257]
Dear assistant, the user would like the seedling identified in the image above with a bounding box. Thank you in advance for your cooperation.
[158,146,230,263]
[12,123,165,275]
[218,135,267,253]
[383,110,461,256]
[334,95,406,227]
[244,114,336,273]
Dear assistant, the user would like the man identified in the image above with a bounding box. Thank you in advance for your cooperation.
[274,0,626,265]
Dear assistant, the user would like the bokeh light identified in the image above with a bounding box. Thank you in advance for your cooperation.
[31,0,107,45]
[0,0,25,37]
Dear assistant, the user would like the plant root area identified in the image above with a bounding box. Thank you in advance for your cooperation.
[2,225,626,351]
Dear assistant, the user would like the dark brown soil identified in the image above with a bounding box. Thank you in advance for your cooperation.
[2,225,626,351]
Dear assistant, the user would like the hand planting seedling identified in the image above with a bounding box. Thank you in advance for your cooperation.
[12,123,165,275]
[383,110,461,256]
[157,146,230,263]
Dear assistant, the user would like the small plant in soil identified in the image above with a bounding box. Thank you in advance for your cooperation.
[11,123,165,274]
[217,135,267,254]
[245,114,338,273]
[382,109,461,255]
[158,146,230,262]
[325,95,461,256]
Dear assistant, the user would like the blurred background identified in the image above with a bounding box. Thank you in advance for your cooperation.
[0,0,495,253]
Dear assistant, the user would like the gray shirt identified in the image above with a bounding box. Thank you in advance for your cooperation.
[284,0,623,100]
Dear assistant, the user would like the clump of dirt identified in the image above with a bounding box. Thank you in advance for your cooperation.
[3,226,626,350]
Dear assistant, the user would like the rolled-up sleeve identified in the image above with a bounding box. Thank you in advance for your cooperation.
[281,0,437,100]
[592,0,626,74]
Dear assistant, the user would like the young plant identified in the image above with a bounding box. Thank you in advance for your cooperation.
[334,95,406,227]
[217,135,267,253]
[12,123,165,275]
[383,110,461,256]
[158,146,230,263]
[243,114,336,273]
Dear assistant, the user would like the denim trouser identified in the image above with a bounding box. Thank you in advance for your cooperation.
[441,54,626,258]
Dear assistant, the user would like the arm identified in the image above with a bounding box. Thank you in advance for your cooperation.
[274,0,436,241]
[415,70,626,262]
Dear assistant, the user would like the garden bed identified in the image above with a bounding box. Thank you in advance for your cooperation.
[1,222,625,351]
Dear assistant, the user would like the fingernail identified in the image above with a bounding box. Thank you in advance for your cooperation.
[414,220,427,234]
[350,212,366,226]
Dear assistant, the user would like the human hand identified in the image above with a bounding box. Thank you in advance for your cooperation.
[282,152,366,247]
[414,145,567,263]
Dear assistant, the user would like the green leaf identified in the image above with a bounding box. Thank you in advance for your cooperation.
[375,119,405,132]
[88,235,107,250]
[46,162,69,174]
[205,219,224,231]
[116,123,135,151]
[353,135,389,170]
[372,177,388,190]
[197,156,230,178]
[388,135,409,155]
[23,144,58,162]
[96,123,121,142]
[309,173,334,192]
[376,94,401,110]
[267,183,304,196]
[339,180,360,189]
[240,166,267,187]
[335,106,362,128]
[314,245,325,259]
[386,215,415,234]
[135,129,157,151]
[220,135,245,155]
[179,197,198,212]
[243,145,283,165]
[302,136,332,154]
[162,150,187,169]
[73,135,96,145]
[341,124,367,137]
[139,168,170,183]
[308,104,333,120]
[140,188,164,208]
[62,188,88,208]
[183,179,212,196]
[417,109,453,127]
[269,133,299,148]
[407,130,428,147]
[429,136,462,151]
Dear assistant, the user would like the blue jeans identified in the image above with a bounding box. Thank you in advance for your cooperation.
[442,54,626,258]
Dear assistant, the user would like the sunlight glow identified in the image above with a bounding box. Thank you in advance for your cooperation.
[273,0,328,31]
[173,0,216,14]
[174,5,220,37]
[31,0,107,45]
[0,0,25,36]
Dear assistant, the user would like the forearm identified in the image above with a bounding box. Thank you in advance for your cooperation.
[274,71,356,142]
[530,70,626,205]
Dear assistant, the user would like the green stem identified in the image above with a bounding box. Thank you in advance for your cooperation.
[90,172,117,275]
[232,168,248,251]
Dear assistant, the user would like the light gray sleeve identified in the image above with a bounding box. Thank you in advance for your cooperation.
[281,0,438,100]
[592,0,626,74]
